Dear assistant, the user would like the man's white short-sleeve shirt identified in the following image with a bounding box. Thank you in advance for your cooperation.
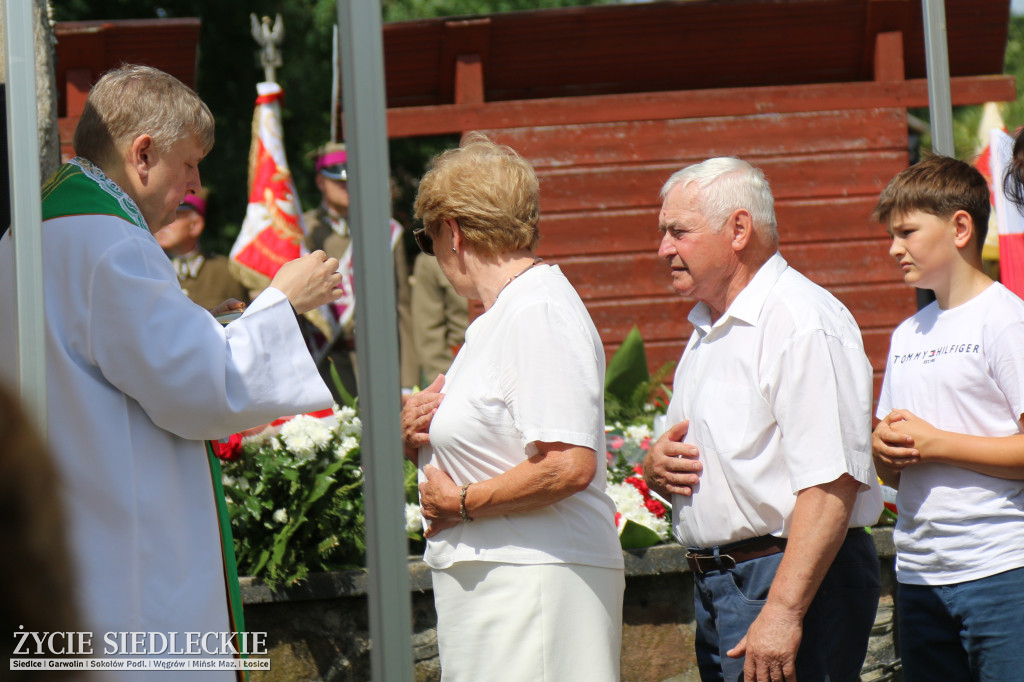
[666,253,882,548]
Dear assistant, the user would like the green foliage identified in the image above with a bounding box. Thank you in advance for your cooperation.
[916,14,1024,162]
[604,325,673,426]
[382,0,615,22]
[329,358,358,409]
[617,518,664,550]
[220,409,366,588]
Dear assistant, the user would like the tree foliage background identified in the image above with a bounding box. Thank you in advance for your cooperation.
[51,0,617,255]
[52,2,1024,254]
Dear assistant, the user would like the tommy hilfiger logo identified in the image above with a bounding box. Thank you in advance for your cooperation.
[892,343,980,365]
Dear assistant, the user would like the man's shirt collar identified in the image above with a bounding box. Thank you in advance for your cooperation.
[687,252,788,335]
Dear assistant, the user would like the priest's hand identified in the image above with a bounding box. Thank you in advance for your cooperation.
[272,250,343,314]
[401,374,444,461]
[209,298,246,318]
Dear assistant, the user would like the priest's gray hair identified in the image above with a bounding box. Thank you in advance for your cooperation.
[73,64,215,168]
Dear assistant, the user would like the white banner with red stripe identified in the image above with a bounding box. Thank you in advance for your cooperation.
[989,128,1024,298]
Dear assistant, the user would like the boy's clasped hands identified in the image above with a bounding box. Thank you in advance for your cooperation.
[873,409,939,471]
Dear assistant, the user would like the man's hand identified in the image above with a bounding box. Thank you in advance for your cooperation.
[401,374,445,460]
[643,419,702,499]
[727,602,802,681]
[419,464,461,537]
[725,474,859,681]
[873,409,920,471]
[209,298,245,318]
[270,250,343,314]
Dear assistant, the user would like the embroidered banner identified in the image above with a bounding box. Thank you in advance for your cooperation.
[229,82,307,290]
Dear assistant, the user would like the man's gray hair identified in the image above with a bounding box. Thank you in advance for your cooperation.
[660,157,778,244]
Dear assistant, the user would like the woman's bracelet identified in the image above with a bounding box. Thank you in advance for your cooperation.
[459,483,473,523]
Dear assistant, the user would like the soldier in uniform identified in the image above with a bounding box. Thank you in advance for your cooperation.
[304,142,418,398]
[412,251,468,382]
[155,192,249,311]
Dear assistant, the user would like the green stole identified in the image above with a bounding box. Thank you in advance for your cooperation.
[41,158,148,230]
[43,160,248,666]
[206,443,248,676]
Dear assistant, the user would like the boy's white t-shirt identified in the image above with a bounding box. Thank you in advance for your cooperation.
[877,282,1024,585]
[420,264,624,571]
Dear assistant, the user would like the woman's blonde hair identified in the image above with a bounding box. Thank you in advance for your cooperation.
[414,132,540,257]
[73,64,215,168]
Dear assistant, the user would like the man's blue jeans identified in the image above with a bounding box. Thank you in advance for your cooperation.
[692,529,880,682]
[897,565,1024,682]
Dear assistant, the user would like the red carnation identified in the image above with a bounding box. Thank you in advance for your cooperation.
[644,498,667,518]
[214,433,244,461]
[625,475,650,497]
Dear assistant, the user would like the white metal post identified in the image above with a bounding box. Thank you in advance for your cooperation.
[4,0,47,436]
[922,0,955,155]
[335,2,415,680]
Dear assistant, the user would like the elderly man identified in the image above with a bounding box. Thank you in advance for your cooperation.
[0,65,341,679]
[643,157,882,682]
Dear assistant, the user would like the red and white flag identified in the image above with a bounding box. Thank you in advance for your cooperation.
[973,102,1006,264]
[229,82,307,289]
[988,127,1024,298]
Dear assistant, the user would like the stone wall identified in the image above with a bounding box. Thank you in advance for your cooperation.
[240,527,900,682]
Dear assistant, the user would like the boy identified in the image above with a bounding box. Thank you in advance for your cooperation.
[873,155,1024,681]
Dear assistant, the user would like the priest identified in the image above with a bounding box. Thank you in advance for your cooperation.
[0,64,342,678]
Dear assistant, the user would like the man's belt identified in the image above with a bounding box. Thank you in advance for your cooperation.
[685,527,866,575]
[685,534,788,575]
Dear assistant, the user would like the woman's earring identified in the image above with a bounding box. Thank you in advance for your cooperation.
[451,247,457,253]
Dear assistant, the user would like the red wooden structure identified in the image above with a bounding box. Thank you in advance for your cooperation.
[53,19,201,161]
[353,0,1016,394]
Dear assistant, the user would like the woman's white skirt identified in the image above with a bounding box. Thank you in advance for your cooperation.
[432,561,624,682]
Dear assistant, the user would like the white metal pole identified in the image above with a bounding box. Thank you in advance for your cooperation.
[922,0,955,155]
[4,0,47,436]
[335,2,415,680]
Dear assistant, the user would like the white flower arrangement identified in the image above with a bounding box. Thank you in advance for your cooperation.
[623,422,653,442]
[279,414,334,461]
[218,403,369,586]
[606,481,670,540]
[404,503,424,537]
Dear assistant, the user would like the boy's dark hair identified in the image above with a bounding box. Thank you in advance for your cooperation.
[872,155,990,253]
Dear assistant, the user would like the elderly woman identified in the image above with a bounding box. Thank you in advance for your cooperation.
[401,134,624,681]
